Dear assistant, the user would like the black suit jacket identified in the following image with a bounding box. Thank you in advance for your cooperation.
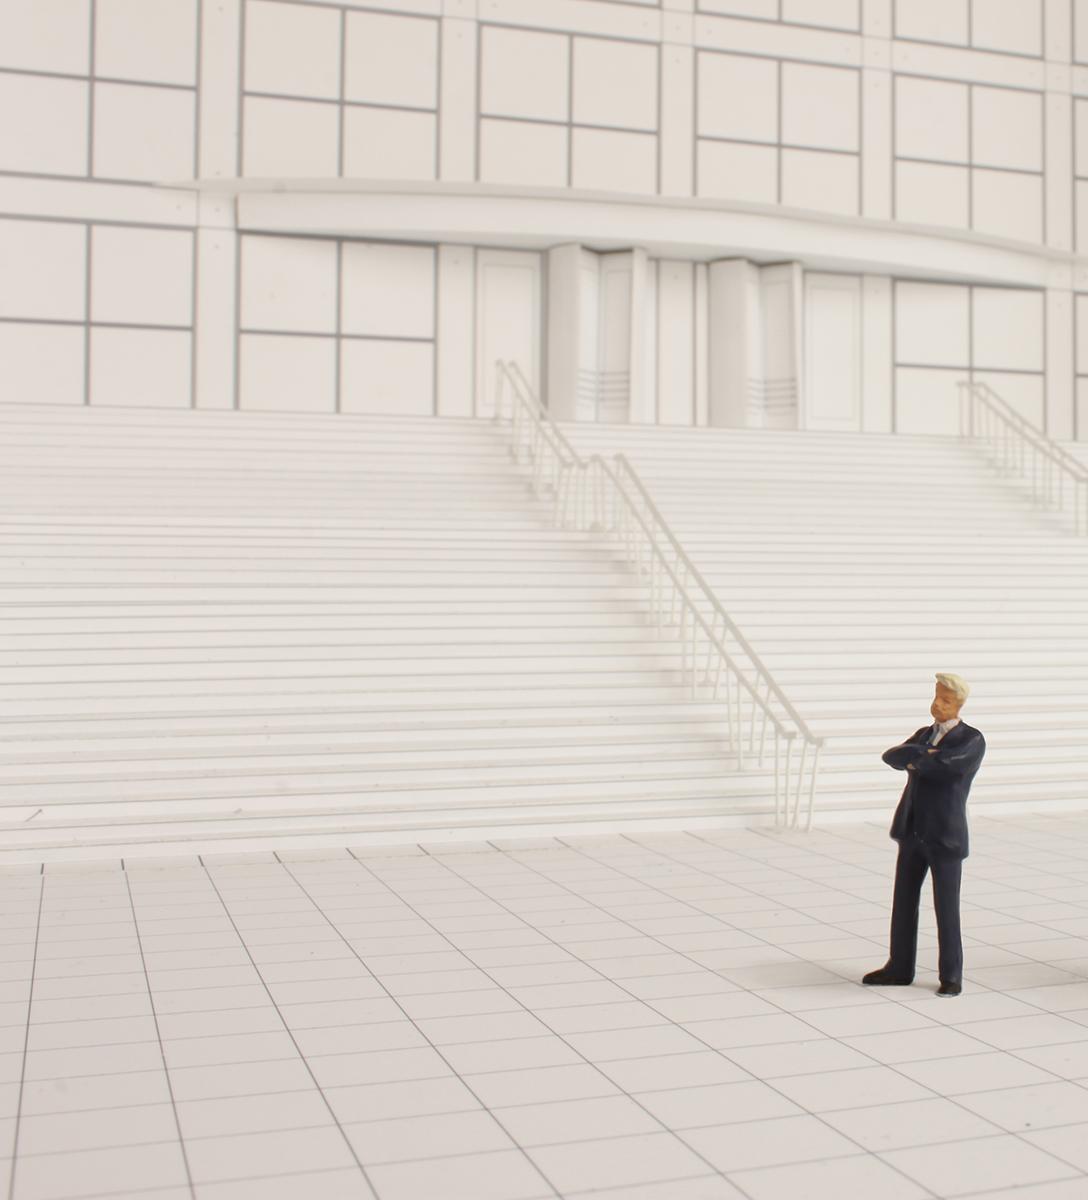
[883,721,985,860]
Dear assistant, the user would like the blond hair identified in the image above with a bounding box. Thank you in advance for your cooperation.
[935,672,970,703]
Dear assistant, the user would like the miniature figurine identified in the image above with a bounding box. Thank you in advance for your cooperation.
[862,673,985,997]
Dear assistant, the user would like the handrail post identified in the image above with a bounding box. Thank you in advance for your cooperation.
[960,379,1088,536]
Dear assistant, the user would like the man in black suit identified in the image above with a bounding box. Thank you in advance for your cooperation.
[862,673,985,997]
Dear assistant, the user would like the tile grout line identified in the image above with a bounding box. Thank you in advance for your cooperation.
[121,869,197,1198]
[5,869,44,1200]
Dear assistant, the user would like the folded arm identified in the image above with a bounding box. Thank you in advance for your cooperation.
[910,730,985,778]
[882,738,929,772]
[883,726,932,771]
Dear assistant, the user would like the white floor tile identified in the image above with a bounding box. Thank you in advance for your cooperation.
[565,1177,745,1199]
[819,1096,1003,1151]
[956,1013,1088,1051]
[564,1024,708,1062]
[729,1149,927,1200]
[724,1037,874,1079]
[465,1063,620,1107]
[1022,1123,1088,1172]
[343,1109,514,1164]
[527,1130,712,1193]
[882,1133,1078,1196]
[800,1003,937,1038]
[19,1069,173,1116]
[176,1089,334,1139]
[967,1181,1088,1200]
[632,1080,802,1129]
[896,1051,1061,1095]
[365,1148,551,1200]
[840,1025,994,1064]
[684,1012,823,1049]
[643,993,776,1024]
[441,1034,583,1074]
[493,1094,660,1147]
[307,1046,450,1089]
[11,1142,190,1200]
[956,1080,1088,1131]
[195,1166,374,1197]
[595,1051,750,1093]
[16,1103,179,1155]
[680,1113,859,1172]
[185,1125,358,1183]
[771,1064,936,1112]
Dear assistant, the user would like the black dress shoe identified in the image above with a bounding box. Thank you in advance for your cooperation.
[937,980,962,997]
[862,967,913,986]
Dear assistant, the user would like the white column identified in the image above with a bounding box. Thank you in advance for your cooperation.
[660,35,694,198]
[1047,283,1076,439]
[546,244,583,422]
[657,260,696,426]
[861,274,893,432]
[707,259,756,428]
[861,38,892,221]
[1046,82,1074,252]
[195,0,241,409]
[862,0,892,220]
[437,244,475,417]
[862,0,892,35]
[439,16,477,183]
[760,263,802,430]
[694,262,709,426]
[198,0,241,180]
[195,203,237,411]
[1046,0,1073,62]
[628,248,654,423]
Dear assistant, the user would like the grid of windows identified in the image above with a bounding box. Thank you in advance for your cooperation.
[893,281,1046,435]
[0,0,199,185]
[695,51,862,216]
[894,76,1045,244]
[237,234,437,413]
[240,0,440,181]
[0,216,195,406]
[477,25,661,194]
[894,0,1045,59]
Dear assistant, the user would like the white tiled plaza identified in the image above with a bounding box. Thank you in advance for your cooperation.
[4,816,1088,1200]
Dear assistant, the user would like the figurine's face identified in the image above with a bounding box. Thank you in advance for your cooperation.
[930,683,963,724]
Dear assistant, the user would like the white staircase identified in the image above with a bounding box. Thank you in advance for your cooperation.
[565,422,1088,822]
[0,406,774,862]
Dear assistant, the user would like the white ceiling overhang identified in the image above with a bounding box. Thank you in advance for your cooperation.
[173,178,1084,290]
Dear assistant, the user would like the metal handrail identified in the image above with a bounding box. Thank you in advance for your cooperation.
[610,455,819,742]
[493,358,823,829]
[958,380,1088,534]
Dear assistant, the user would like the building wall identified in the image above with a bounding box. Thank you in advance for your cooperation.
[1,0,1087,436]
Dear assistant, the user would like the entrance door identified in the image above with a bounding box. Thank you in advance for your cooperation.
[475,249,542,416]
[803,273,862,432]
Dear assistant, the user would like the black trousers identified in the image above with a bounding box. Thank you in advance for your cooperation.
[888,835,963,983]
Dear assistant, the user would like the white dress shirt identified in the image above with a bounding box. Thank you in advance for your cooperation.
[931,717,960,746]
